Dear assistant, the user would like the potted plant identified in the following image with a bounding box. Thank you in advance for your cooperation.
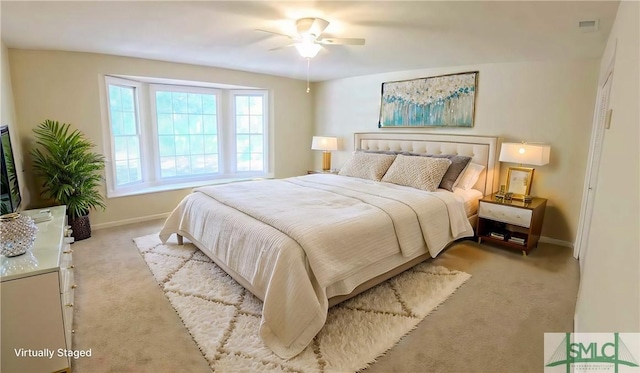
[31,120,106,240]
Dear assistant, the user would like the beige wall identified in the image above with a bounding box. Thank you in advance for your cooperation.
[1,41,29,207]
[8,50,313,228]
[0,41,30,209]
[575,1,639,332]
[313,60,600,244]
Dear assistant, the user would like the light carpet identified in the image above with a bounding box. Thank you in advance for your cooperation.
[134,234,471,373]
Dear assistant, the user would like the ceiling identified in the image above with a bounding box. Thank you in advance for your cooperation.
[1,1,619,82]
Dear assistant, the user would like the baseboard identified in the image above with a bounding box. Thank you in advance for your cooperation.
[540,236,574,248]
[92,212,170,230]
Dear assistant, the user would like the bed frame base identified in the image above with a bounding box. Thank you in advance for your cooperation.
[327,252,431,307]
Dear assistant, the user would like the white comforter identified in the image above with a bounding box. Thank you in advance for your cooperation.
[159,174,473,358]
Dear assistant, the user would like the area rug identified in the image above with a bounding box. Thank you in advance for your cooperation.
[134,234,470,373]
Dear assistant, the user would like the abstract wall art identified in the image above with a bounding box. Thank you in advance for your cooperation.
[379,71,478,128]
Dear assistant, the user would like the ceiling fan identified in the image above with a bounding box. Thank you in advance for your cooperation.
[257,17,365,58]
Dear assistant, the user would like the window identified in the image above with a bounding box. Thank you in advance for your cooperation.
[107,81,142,186]
[234,93,265,172]
[103,76,270,197]
[151,86,220,178]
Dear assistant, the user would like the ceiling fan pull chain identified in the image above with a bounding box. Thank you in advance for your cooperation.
[306,57,311,93]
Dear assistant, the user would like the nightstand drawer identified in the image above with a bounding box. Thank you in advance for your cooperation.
[478,202,532,228]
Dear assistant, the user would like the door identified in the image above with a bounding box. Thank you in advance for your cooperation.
[574,68,613,272]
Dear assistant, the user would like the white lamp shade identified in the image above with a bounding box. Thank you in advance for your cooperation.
[311,136,338,151]
[295,42,321,58]
[499,142,551,166]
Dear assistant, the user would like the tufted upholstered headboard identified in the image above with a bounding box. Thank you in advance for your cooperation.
[354,132,499,196]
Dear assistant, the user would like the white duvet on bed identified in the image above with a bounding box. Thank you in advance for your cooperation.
[452,187,484,216]
[159,174,473,358]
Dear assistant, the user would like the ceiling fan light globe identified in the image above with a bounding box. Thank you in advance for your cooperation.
[295,42,321,58]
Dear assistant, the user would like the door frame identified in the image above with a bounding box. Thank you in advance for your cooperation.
[573,56,615,266]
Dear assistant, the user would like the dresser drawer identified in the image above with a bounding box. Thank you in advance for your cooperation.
[479,202,532,228]
[61,287,75,350]
[60,266,74,294]
[59,245,74,293]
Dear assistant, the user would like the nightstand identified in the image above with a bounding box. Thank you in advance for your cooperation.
[476,193,547,256]
[307,170,339,174]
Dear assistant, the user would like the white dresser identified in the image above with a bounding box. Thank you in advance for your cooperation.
[1,205,75,373]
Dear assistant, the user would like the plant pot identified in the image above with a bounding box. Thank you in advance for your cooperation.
[69,213,91,241]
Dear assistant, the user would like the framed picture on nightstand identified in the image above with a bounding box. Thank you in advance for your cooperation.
[505,167,534,199]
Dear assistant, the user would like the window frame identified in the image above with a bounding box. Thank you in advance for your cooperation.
[101,77,271,198]
[148,84,223,184]
[230,90,269,175]
[103,76,145,196]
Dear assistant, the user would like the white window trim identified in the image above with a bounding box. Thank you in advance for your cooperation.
[101,77,272,198]
[230,90,269,175]
[102,76,145,197]
[148,84,223,184]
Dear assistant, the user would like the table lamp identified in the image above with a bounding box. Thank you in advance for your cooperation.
[311,136,338,171]
[499,142,551,202]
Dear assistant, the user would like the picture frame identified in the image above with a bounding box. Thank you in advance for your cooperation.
[378,71,478,128]
[505,167,534,200]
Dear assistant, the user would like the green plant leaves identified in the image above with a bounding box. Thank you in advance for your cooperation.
[31,120,106,219]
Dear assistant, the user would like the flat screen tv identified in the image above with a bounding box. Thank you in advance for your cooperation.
[1,125,22,214]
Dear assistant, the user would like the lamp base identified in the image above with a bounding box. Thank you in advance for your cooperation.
[322,151,332,171]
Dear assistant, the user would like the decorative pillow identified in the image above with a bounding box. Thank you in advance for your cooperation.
[381,154,452,192]
[455,162,486,190]
[426,154,472,191]
[338,152,396,181]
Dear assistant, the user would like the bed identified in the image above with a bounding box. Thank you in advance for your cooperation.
[159,132,498,359]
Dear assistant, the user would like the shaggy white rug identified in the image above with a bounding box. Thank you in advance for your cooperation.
[134,234,470,373]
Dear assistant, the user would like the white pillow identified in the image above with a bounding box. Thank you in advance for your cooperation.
[381,154,451,192]
[454,162,485,190]
[338,152,396,181]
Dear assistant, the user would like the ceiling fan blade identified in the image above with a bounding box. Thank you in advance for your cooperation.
[317,37,365,46]
[268,44,295,51]
[309,18,330,38]
[296,17,330,38]
[254,28,296,40]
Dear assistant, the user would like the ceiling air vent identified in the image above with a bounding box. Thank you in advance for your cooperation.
[578,19,599,32]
